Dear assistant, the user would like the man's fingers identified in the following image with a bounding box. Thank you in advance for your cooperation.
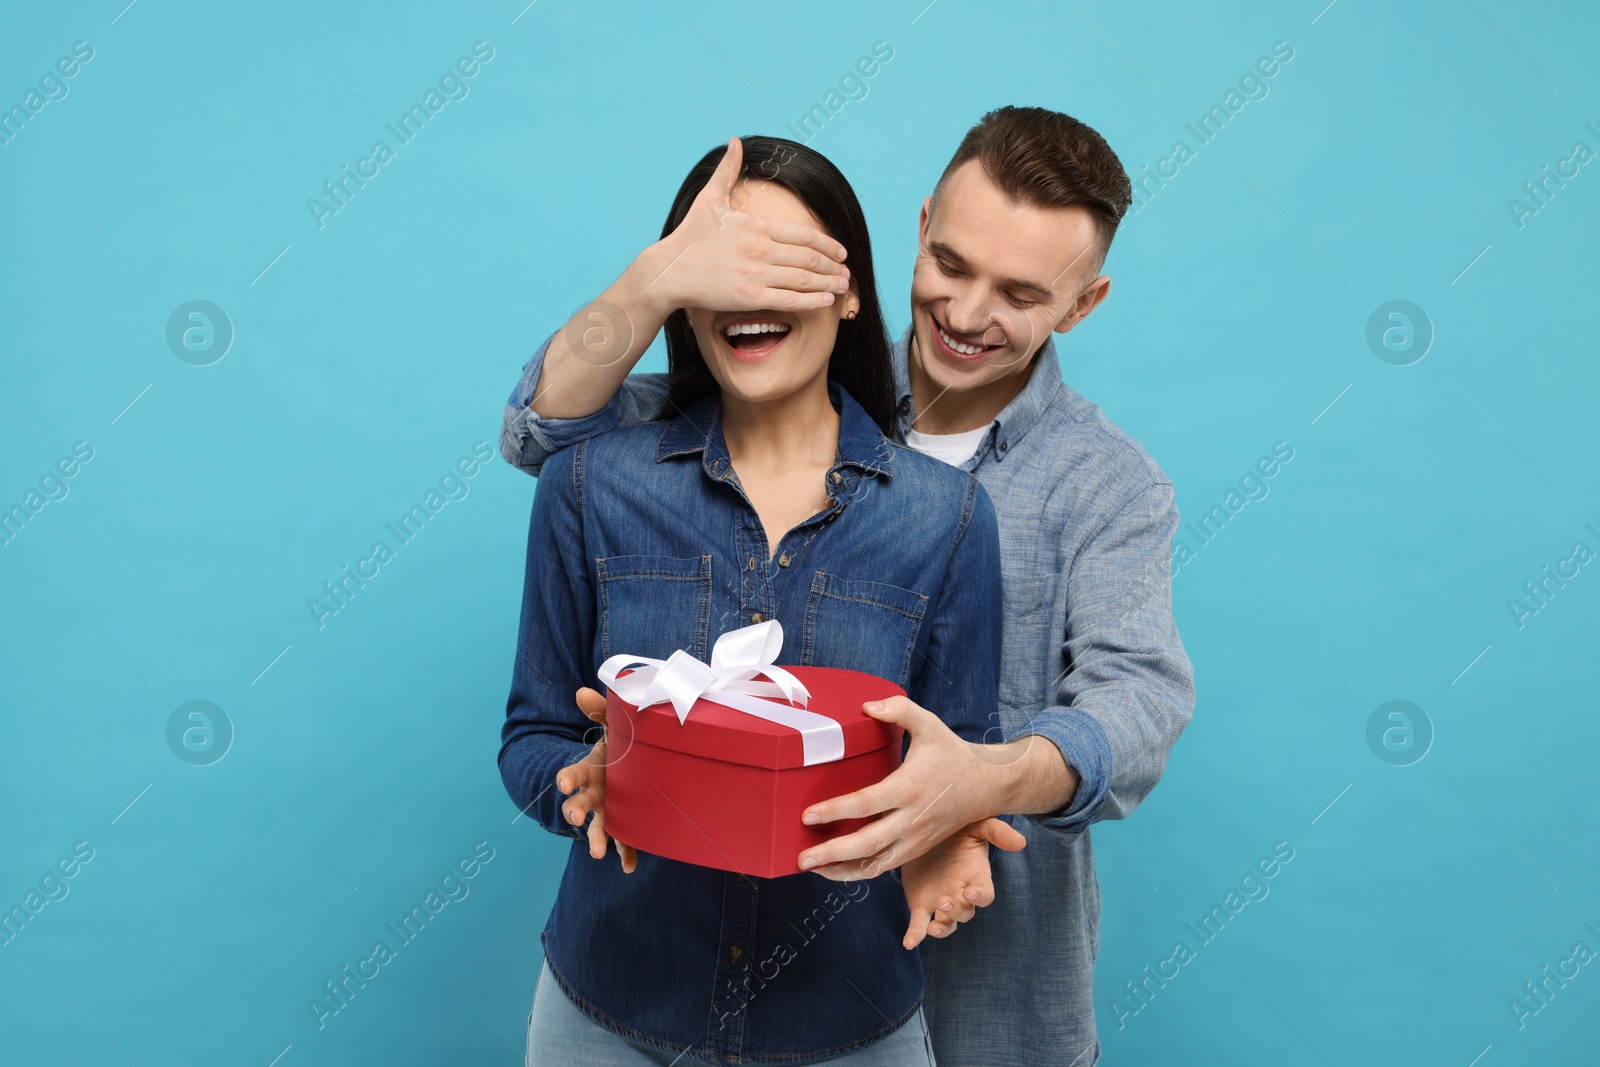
[798,815,903,872]
[801,778,899,828]
[700,135,743,215]
[694,135,742,225]
[763,216,847,263]
[619,841,638,874]
[576,687,608,725]
[755,288,837,312]
[861,695,940,732]
[806,858,873,883]
[761,242,847,282]
[757,263,849,297]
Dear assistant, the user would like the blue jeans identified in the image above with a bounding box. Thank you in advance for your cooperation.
[525,958,938,1067]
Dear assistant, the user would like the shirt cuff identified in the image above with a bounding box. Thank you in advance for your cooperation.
[503,330,624,459]
[1014,709,1112,837]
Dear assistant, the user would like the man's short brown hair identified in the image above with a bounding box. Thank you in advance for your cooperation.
[933,106,1133,275]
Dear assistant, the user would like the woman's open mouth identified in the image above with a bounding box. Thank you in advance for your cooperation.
[721,318,793,364]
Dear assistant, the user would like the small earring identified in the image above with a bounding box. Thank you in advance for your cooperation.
[844,310,857,320]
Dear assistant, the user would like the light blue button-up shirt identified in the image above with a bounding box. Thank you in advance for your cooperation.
[500,326,1195,1066]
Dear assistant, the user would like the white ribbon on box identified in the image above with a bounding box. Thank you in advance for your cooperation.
[597,620,845,766]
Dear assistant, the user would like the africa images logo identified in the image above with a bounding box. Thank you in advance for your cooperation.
[306,41,495,230]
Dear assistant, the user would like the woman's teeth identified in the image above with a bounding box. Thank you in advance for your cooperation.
[938,324,990,356]
[724,322,791,338]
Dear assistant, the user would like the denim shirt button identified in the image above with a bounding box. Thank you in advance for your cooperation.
[727,944,743,963]
[750,611,764,623]
[999,440,1009,453]
[777,553,791,568]
[830,471,842,484]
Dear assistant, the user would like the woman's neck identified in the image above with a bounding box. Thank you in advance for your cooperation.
[720,372,839,474]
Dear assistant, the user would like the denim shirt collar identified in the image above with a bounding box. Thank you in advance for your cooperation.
[655,380,894,479]
[890,325,1062,464]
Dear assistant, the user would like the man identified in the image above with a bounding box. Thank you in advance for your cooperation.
[502,107,1194,1065]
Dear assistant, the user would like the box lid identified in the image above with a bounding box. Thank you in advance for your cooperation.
[608,665,905,771]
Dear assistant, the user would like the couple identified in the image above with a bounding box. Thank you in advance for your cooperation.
[498,107,1195,1066]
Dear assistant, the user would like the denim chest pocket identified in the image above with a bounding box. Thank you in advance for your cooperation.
[597,554,713,664]
[799,571,929,690]
[1000,550,1056,621]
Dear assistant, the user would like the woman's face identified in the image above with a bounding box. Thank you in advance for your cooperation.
[685,180,860,407]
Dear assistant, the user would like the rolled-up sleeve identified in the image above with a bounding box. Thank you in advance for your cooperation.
[499,330,672,477]
[1023,481,1195,837]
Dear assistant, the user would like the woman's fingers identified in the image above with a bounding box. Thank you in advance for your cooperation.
[559,760,606,826]
[576,687,608,725]
[556,758,598,796]
[973,816,1028,853]
[618,840,638,874]
[935,894,977,924]
[562,787,599,826]
[903,907,934,950]
[934,895,972,927]
[586,807,611,859]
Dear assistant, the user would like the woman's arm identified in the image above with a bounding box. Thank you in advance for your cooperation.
[909,476,1003,743]
[497,441,600,840]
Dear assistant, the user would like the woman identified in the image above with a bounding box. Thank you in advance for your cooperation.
[499,137,1003,1066]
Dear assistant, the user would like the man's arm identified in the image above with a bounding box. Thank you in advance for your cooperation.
[499,331,671,477]
[501,136,850,475]
[797,700,1075,877]
[797,481,1195,873]
[1021,481,1194,835]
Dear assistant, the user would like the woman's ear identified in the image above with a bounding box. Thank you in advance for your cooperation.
[840,287,861,321]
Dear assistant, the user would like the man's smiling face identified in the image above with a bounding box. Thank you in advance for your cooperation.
[909,159,1112,402]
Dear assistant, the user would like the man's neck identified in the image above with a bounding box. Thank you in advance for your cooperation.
[906,333,1035,435]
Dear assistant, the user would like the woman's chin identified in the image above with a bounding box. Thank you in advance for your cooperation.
[718,381,792,406]
[713,365,814,407]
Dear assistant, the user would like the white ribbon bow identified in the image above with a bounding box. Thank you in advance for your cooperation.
[597,620,845,766]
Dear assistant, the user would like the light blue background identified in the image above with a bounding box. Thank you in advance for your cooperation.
[2,1,1596,1064]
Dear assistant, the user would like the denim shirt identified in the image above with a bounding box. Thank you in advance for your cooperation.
[498,380,1002,1065]
[502,327,1195,1066]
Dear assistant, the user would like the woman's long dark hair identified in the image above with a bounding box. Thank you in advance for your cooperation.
[658,137,898,436]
